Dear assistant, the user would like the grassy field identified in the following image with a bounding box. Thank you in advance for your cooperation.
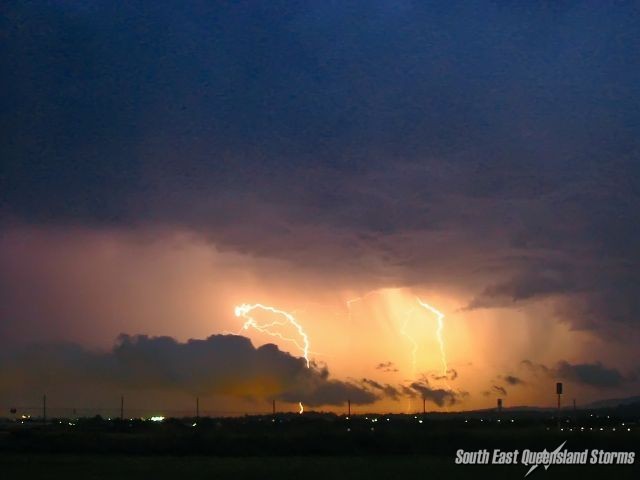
[1,453,639,480]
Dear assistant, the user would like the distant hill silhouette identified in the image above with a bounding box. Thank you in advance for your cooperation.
[464,395,640,413]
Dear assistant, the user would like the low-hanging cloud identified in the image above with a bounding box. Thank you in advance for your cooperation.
[360,378,401,401]
[407,380,467,407]
[555,361,625,389]
[520,359,627,389]
[0,334,377,407]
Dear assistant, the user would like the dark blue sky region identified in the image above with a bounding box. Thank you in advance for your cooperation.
[1,1,639,342]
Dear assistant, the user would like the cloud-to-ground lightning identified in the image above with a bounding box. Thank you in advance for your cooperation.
[416,297,448,377]
[235,294,449,413]
[344,291,450,382]
[234,303,310,413]
[234,303,310,367]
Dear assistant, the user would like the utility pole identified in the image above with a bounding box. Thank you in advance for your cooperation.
[120,395,124,420]
[556,383,562,410]
[43,394,47,423]
[423,397,426,415]
[556,382,563,428]
[272,399,276,416]
[196,397,199,420]
[347,399,351,417]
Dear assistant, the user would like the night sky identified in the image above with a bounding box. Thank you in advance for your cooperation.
[1,1,639,414]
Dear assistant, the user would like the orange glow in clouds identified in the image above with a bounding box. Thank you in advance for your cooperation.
[235,291,451,385]
[230,287,597,411]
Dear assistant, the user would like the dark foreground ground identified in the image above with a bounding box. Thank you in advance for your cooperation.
[1,407,639,479]
[1,453,639,480]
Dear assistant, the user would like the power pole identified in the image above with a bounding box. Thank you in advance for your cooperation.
[43,394,47,423]
[196,397,200,420]
[272,399,276,416]
[348,399,351,417]
[423,397,426,415]
[556,382,563,428]
[120,395,124,420]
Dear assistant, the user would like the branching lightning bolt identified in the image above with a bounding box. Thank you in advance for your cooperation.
[234,303,310,413]
[235,303,310,367]
[235,294,449,413]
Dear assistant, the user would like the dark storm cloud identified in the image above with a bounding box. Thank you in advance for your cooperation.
[400,385,418,399]
[360,378,401,401]
[466,260,640,339]
[520,359,627,389]
[482,373,525,397]
[1,2,640,340]
[555,361,625,389]
[399,374,467,407]
[465,264,584,310]
[0,334,376,407]
[408,381,466,408]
